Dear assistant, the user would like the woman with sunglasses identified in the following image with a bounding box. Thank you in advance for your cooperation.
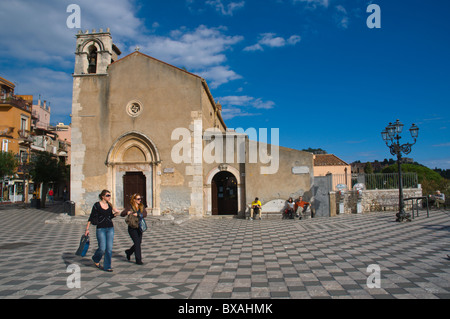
[120,194,148,265]
[85,190,121,272]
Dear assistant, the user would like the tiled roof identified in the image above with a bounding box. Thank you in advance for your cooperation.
[314,154,349,166]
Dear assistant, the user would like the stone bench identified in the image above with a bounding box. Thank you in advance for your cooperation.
[245,199,313,220]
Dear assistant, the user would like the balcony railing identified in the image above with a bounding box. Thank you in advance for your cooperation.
[0,96,32,112]
[18,129,34,144]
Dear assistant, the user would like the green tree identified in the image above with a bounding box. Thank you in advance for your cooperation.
[364,162,374,174]
[302,147,327,154]
[0,151,17,179]
[382,163,449,195]
[29,152,64,208]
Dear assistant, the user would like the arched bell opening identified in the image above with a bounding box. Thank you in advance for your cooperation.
[87,45,98,74]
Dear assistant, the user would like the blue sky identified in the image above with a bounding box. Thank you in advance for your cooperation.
[0,0,449,169]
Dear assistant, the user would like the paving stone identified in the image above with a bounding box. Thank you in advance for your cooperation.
[0,204,449,299]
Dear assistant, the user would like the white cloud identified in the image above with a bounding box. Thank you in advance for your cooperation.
[139,25,243,70]
[198,66,242,89]
[252,98,275,110]
[421,158,450,170]
[0,0,247,124]
[432,143,450,147]
[292,0,329,9]
[218,95,275,110]
[205,0,245,16]
[0,0,143,66]
[244,33,301,52]
[187,0,245,16]
[217,95,275,119]
[5,67,74,122]
[334,5,349,29]
[221,107,261,120]
[218,95,254,106]
[136,25,244,87]
[0,0,144,123]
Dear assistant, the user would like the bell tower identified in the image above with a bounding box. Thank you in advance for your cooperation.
[71,28,121,215]
[74,28,121,75]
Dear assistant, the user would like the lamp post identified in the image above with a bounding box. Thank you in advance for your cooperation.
[381,120,419,222]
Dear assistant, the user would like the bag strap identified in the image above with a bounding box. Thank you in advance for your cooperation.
[131,205,142,217]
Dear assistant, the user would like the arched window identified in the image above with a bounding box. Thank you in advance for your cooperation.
[87,45,97,74]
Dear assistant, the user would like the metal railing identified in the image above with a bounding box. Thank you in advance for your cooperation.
[0,96,32,112]
[329,173,418,191]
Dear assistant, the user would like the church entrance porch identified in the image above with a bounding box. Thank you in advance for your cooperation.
[105,131,161,214]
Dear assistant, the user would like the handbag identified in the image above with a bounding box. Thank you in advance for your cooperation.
[139,217,147,232]
[75,234,90,257]
[125,212,139,229]
[89,203,99,226]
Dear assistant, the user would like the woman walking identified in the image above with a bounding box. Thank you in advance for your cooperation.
[121,193,147,265]
[85,190,121,272]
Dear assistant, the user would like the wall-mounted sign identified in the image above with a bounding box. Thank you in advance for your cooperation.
[292,166,310,175]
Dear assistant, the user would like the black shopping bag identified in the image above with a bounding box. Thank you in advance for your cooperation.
[75,235,90,257]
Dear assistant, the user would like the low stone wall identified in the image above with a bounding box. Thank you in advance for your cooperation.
[336,188,423,214]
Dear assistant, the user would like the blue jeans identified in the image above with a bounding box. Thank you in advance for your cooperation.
[92,227,114,270]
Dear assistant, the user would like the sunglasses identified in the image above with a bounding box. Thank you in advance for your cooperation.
[135,198,142,201]
[105,194,111,197]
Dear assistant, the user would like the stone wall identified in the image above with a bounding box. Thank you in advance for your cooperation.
[336,188,423,214]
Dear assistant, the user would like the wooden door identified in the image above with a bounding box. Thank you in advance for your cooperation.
[212,171,238,215]
[123,172,147,208]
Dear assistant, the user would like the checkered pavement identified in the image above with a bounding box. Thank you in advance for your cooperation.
[0,204,449,299]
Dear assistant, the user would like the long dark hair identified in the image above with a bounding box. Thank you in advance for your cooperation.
[99,189,112,208]
[99,189,110,200]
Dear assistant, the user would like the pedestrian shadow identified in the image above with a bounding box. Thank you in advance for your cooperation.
[112,251,130,263]
[423,225,450,232]
[61,252,94,268]
[61,251,130,268]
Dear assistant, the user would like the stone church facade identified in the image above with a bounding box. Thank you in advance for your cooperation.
[71,29,314,217]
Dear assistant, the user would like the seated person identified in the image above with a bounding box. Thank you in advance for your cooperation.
[250,197,262,220]
[284,197,295,219]
[434,190,445,208]
[295,196,311,219]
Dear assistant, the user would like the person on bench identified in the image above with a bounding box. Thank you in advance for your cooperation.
[434,190,445,209]
[283,197,295,219]
[295,196,311,220]
[250,197,262,220]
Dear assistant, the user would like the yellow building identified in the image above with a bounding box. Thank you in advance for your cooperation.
[0,76,33,202]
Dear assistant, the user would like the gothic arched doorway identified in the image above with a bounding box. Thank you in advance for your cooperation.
[105,131,161,214]
[211,171,238,215]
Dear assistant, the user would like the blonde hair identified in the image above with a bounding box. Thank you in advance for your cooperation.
[130,193,144,212]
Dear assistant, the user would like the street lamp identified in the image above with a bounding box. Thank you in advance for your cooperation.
[381,120,419,222]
